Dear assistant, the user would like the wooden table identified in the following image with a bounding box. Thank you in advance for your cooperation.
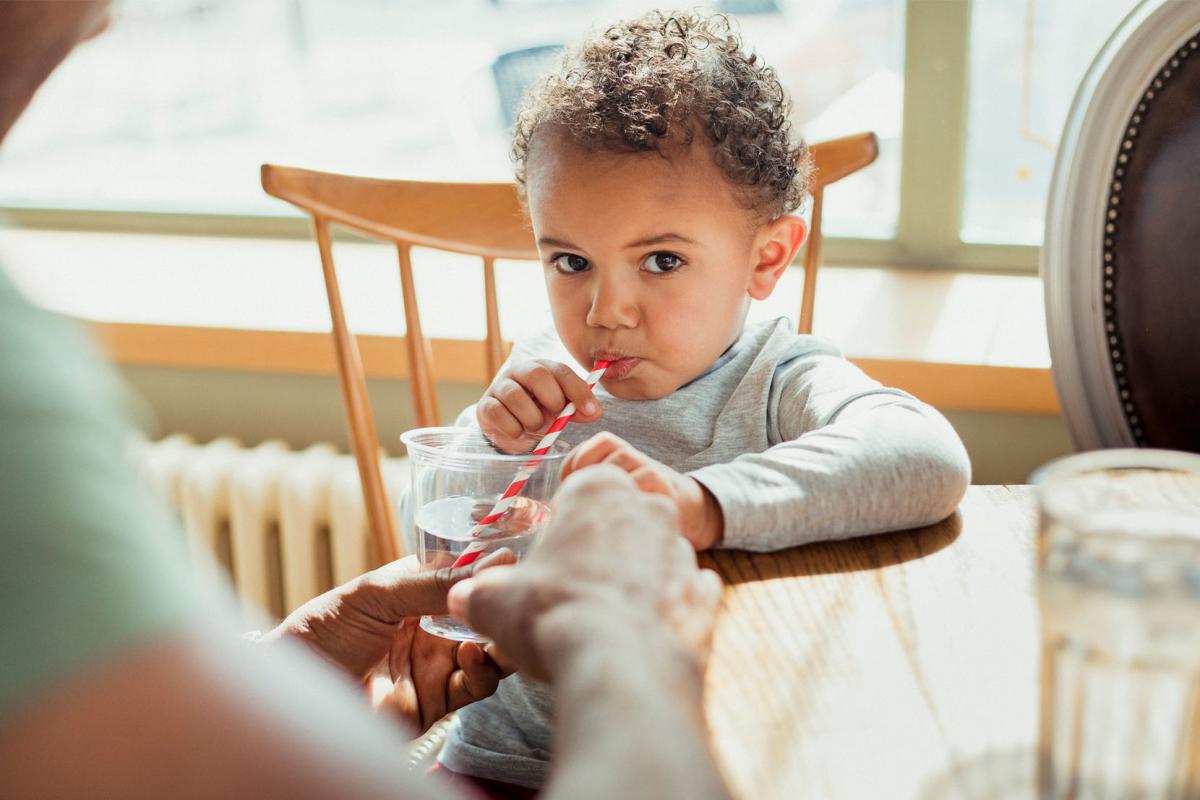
[702,485,1040,800]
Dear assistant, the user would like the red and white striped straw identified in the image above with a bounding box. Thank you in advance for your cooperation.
[452,359,609,568]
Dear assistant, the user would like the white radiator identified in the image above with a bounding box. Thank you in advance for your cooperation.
[133,434,409,619]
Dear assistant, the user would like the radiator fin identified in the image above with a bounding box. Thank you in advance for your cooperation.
[133,435,408,619]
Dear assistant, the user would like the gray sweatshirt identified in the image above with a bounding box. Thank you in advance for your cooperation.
[437,317,971,787]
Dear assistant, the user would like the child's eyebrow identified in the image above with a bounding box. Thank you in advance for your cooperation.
[622,233,698,249]
[536,233,699,251]
[537,237,581,250]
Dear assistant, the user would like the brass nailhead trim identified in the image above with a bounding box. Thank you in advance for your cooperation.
[1101,33,1200,445]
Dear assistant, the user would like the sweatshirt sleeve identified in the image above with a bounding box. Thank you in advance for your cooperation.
[689,353,971,551]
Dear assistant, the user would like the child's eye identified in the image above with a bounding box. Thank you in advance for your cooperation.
[551,254,590,274]
[641,252,685,274]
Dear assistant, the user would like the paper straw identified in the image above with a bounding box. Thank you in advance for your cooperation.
[451,359,609,568]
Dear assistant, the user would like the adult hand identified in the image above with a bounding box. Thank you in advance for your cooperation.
[477,359,602,453]
[561,432,724,550]
[447,465,724,682]
[265,551,514,732]
[363,615,509,733]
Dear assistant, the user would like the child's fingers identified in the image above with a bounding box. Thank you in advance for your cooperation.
[477,396,527,445]
[481,642,518,677]
[630,464,672,497]
[601,446,645,473]
[540,360,601,422]
[448,642,503,709]
[562,433,617,478]
[562,432,627,479]
[511,363,569,421]
[491,378,546,433]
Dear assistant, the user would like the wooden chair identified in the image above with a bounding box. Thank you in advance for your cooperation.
[796,131,878,335]
[259,130,877,564]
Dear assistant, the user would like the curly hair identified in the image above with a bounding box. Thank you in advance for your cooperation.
[511,10,810,221]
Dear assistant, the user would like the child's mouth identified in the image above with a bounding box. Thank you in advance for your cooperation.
[600,356,641,380]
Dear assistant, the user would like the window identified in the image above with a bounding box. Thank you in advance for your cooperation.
[961,0,1141,245]
[0,0,1147,273]
[0,0,904,241]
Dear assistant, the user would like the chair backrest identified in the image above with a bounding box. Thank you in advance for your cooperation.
[796,132,878,334]
[259,130,876,563]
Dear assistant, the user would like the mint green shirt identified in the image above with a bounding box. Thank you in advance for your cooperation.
[0,269,198,720]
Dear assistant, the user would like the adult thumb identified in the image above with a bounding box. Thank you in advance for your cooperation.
[377,548,516,619]
[446,564,521,637]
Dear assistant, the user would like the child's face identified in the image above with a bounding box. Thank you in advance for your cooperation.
[525,133,804,400]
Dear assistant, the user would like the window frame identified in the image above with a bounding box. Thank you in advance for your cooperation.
[0,0,1040,274]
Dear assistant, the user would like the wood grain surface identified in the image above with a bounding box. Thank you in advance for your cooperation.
[702,486,1040,800]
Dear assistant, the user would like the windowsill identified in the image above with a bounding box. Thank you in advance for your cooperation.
[0,228,1057,415]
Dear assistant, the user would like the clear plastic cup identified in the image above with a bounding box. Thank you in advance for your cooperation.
[1032,448,1200,799]
[400,427,571,642]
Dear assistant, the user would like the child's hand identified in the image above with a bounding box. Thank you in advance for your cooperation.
[560,432,724,550]
[477,359,603,453]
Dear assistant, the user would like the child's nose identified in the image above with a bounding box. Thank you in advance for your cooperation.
[586,277,639,330]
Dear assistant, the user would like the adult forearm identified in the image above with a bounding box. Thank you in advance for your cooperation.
[0,634,446,800]
[543,624,730,800]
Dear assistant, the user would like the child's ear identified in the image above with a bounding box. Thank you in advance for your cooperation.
[747,214,807,301]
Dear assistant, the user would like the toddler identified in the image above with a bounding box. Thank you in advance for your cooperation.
[437,9,971,792]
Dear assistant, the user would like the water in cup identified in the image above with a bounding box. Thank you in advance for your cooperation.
[1035,453,1200,799]
[416,494,550,641]
[400,427,571,644]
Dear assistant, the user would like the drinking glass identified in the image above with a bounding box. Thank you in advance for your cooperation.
[1033,448,1200,799]
[400,427,571,642]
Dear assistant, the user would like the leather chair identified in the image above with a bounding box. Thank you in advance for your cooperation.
[1043,0,1200,453]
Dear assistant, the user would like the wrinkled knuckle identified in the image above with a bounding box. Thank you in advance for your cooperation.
[490,366,516,388]
[630,465,655,484]
[479,406,513,435]
[431,566,458,594]
[642,493,680,525]
[638,476,667,496]
[478,396,504,419]
[522,362,552,386]
[541,359,572,380]
[495,380,523,403]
